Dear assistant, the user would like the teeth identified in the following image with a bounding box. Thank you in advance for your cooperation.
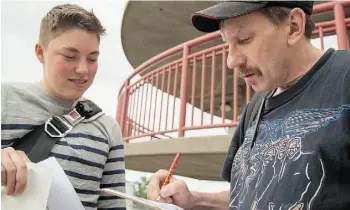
[70,79,86,84]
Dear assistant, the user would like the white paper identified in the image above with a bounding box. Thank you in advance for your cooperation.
[1,162,53,210]
[1,157,84,210]
[40,157,85,210]
[101,188,184,210]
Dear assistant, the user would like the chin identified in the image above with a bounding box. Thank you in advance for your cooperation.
[251,84,275,93]
[63,92,84,101]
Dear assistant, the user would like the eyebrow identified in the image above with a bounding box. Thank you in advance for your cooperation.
[62,47,99,55]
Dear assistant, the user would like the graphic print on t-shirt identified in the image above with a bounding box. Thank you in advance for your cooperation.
[229,104,350,210]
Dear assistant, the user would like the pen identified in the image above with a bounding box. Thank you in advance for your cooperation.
[156,152,181,202]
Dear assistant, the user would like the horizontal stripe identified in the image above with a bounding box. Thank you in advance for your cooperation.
[51,152,104,169]
[1,124,38,130]
[66,133,108,144]
[102,170,125,176]
[56,141,108,157]
[106,157,125,163]
[109,145,124,152]
[64,170,101,182]
[75,188,99,195]
[100,182,126,188]
[98,196,122,200]
[98,208,126,210]
[81,201,97,208]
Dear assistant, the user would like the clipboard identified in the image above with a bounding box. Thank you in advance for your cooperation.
[100,188,184,210]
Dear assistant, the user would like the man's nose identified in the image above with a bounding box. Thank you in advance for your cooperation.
[227,47,246,70]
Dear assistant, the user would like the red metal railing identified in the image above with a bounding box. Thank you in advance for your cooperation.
[117,1,350,142]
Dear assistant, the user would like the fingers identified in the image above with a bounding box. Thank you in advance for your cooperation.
[2,148,17,195]
[11,151,28,194]
[159,197,173,204]
[160,179,187,198]
[147,169,168,200]
[1,165,6,186]
[1,148,29,195]
[16,150,31,163]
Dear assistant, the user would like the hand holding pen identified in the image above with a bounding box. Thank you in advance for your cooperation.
[156,152,181,202]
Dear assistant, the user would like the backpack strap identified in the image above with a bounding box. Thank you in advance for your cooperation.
[12,100,102,163]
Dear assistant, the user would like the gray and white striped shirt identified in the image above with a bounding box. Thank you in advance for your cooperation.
[1,82,126,210]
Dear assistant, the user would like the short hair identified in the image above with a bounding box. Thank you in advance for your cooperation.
[39,4,106,48]
[259,6,314,40]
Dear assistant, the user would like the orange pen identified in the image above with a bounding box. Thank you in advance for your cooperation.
[156,152,181,202]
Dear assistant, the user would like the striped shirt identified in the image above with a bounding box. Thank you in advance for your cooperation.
[1,82,126,210]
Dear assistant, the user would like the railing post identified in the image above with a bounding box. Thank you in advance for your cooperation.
[120,79,130,139]
[178,45,190,137]
[116,96,121,124]
[334,3,349,50]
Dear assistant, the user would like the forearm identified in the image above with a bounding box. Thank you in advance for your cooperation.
[190,191,229,210]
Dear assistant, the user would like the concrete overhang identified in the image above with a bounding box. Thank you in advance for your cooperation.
[122,1,350,68]
[121,1,215,68]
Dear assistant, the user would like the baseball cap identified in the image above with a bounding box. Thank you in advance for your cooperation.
[191,1,314,33]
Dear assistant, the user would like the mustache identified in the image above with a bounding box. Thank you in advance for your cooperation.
[237,68,258,77]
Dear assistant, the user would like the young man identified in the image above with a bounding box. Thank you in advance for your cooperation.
[147,1,350,210]
[1,4,126,210]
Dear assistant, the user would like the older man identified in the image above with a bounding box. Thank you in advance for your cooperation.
[147,1,350,210]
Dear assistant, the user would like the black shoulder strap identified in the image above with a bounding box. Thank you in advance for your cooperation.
[242,91,270,144]
[12,100,102,163]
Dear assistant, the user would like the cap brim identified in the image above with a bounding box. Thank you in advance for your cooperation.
[191,1,267,33]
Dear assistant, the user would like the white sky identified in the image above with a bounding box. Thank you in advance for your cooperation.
[1,0,340,193]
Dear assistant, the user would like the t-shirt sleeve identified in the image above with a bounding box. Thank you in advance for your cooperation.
[98,122,126,209]
[221,105,248,182]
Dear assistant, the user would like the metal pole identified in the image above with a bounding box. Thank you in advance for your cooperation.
[120,80,130,139]
[178,45,190,137]
[334,3,349,50]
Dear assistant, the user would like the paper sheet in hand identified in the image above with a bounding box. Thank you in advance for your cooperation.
[101,188,184,210]
[1,157,84,210]
[1,161,53,210]
[41,157,85,210]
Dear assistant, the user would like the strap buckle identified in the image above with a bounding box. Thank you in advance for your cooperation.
[44,116,73,138]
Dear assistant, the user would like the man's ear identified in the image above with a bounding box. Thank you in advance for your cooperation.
[287,8,306,46]
[35,43,45,63]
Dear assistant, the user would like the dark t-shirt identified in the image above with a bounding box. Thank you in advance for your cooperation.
[222,48,350,210]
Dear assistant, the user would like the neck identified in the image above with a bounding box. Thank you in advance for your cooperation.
[39,79,76,102]
[274,43,325,96]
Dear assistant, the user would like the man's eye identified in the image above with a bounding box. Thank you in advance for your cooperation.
[238,37,251,45]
